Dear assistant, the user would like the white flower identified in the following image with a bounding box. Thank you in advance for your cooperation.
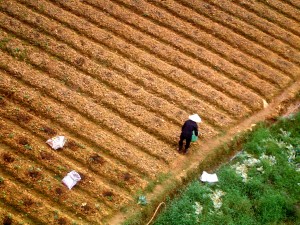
[209,190,225,210]
[193,202,203,215]
[260,153,276,165]
[280,128,291,138]
[232,162,248,182]
[257,166,264,173]
[244,158,260,167]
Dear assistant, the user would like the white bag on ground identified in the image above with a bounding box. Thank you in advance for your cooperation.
[46,136,66,150]
[62,171,81,190]
[200,171,218,183]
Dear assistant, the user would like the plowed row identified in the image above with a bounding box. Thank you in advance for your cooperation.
[0,0,299,224]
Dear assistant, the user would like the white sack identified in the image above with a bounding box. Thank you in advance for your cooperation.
[62,170,81,190]
[46,136,66,150]
[200,171,218,183]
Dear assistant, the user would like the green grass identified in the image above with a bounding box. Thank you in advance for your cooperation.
[153,113,300,225]
[145,173,171,193]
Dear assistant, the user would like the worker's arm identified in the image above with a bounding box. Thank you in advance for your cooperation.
[194,124,199,136]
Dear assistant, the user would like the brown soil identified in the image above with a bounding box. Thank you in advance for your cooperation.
[2,216,12,225]
[0,0,299,224]
[57,218,67,225]
[89,154,106,165]
[64,139,80,151]
[23,197,34,207]
[2,153,15,163]
[41,126,57,136]
[40,151,54,160]
[55,187,64,196]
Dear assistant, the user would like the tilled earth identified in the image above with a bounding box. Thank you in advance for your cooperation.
[0,0,299,224]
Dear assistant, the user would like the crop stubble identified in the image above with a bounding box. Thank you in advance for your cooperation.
[0,0,299,223]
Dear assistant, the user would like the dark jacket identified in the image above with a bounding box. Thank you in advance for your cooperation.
[181,120,198,138]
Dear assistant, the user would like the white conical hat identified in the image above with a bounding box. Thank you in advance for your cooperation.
[188,114,202,123]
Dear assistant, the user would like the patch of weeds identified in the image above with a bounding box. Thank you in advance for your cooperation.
[145,173,171,193]
[0,37,10,49]
[39,4,45,12]
[8,133,14,138]
[53,210,59,220]
[117,180,126,188]
[0,177,4,185]
[54,174,62,181]
[99,59,112,67]
[133,188,144,201]
[24,144,32,150]
[23,94,31,100]
[9,47,27,61]
[13,165,21,170]
[17,200,24,206]
[157,172,171,183]
[145,181,156,193]
[78,143,86,149]
[57,166,67,172]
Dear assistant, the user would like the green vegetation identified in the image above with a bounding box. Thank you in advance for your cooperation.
[145,173,171,193]
[153,113,300,225]
[0,37,10,49]
[24,144,32,150]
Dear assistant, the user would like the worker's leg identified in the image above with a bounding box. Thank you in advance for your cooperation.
[184,136,192,153]
[178,134,185,152]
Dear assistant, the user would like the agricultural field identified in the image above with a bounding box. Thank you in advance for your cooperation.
[0,0,299,224]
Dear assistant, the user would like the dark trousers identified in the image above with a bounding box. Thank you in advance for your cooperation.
[178,134,192,153]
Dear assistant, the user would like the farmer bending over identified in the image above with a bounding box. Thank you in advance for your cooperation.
[178,114,201,154]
